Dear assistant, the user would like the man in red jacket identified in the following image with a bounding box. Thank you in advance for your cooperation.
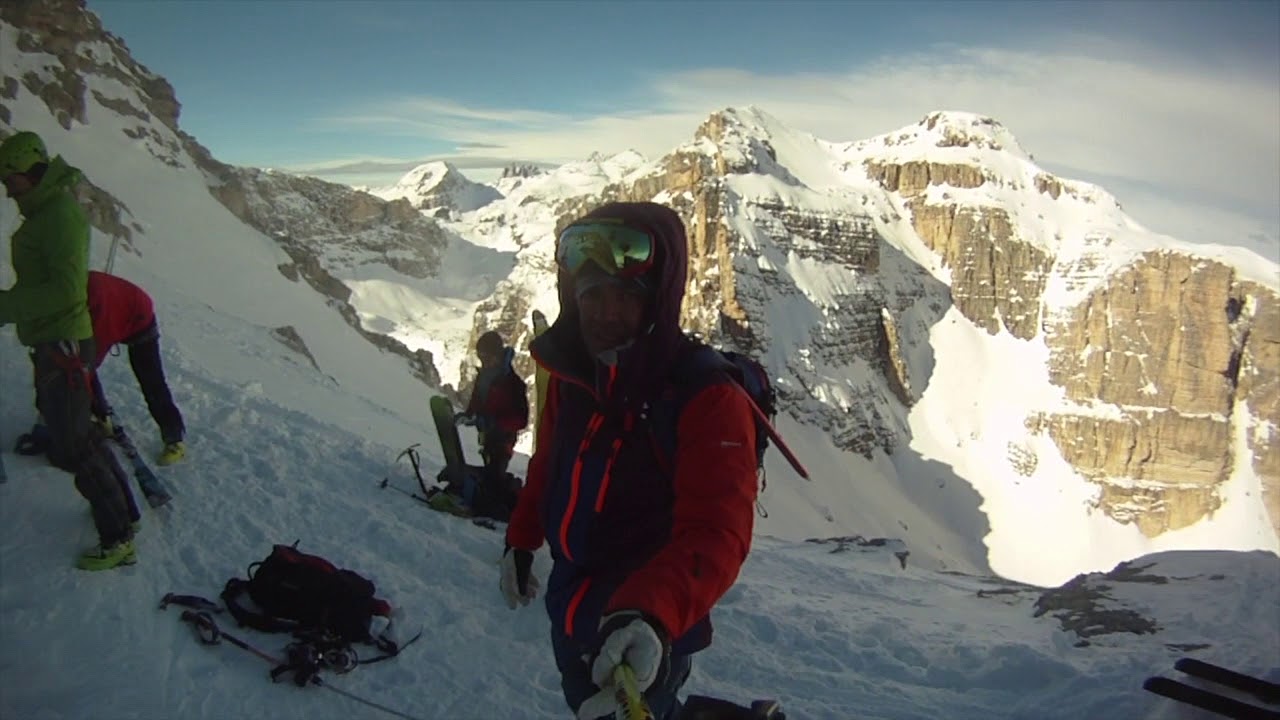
[86,271,186,465]
[498,203,759,719]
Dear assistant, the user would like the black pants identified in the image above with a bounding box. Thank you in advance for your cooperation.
[472,432,517,520]
[33,339,138,547]
[90,319,184,444]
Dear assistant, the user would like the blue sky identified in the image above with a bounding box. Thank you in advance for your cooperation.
[88,0,1278,248]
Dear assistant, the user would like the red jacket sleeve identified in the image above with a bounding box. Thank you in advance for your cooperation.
[505,375,557,551]
[605,383,758,639]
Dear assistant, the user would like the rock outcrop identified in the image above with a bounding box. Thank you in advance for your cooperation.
[864,111,1279,538]
[1042,253,1278,535]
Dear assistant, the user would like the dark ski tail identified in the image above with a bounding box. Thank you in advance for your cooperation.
[1175,657,1280,704]
[428,395,466,478]
[1144,677,1280,720]
[110,423,172,507]
[1144,657,1280,720]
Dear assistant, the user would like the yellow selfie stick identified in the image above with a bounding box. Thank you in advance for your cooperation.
[612,664,655,720]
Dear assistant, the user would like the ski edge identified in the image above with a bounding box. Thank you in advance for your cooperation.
[1175,657,1280,704]
[1144,676,1280,720]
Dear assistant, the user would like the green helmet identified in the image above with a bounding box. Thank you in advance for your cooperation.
[0,131,49,177]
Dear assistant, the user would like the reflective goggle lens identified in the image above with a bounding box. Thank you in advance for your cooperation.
[555,222,654,277]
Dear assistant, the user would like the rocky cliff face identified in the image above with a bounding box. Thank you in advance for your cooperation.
[1,0,446,389]
[211,167,445,280]
[1041,254,1278,535]
[501,163,545,180]
[859,112,1279,538]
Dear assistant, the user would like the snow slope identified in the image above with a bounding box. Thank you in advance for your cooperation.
[1,327,1277,719]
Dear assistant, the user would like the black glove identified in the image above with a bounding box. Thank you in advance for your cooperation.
[454,412,475,427]
[15,424,50,456]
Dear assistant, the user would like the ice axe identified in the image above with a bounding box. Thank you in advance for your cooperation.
[612,663,655,720]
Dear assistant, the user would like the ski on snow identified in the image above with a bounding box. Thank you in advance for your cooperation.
[109,423,172,508]
[1144,657,1280,720]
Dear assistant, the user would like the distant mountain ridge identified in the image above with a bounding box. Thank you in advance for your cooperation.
[448,105,1279,555]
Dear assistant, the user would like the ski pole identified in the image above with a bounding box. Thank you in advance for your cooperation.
[181,610,282,665]
[612,664,655,720]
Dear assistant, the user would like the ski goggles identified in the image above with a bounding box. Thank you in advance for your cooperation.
[555,221,655,278]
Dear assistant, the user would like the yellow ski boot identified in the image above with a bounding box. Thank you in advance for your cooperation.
[158,441,186,466]
[77,539,137,571]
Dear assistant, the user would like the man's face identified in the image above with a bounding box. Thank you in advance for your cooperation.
[478,350,498,369]
[577,282,647,358]
[2,172,33,199]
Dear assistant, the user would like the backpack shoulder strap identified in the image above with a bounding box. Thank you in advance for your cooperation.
[675,345,736,384]
[646,344,737,474]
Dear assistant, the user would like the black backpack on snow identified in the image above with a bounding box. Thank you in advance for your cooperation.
[221,543,394,647]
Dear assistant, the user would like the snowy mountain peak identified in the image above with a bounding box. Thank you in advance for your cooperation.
[700,105,798,139]
[604,148,648,169]
[695,105,821,153]
[578,148,650,177]
[918,110,1027,153]
[681,106,830,188]
[398,160,460,191]
[853,110,1035,167]
[370,161,501,218]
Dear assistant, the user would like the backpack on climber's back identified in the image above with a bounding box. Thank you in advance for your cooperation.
[720,350,779,470]
[649,343,808,481]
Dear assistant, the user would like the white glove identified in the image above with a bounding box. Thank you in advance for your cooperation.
[575,612,668,720]
[499,547,539,609]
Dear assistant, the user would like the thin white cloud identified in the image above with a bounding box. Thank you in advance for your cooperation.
[315,36,1279,246]
[316,97,563,141]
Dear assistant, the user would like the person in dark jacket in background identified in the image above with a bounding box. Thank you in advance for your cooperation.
[499,203,759,719]
[452,330,528,518]
[86,271,186,465]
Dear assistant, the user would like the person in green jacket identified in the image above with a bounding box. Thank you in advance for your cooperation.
[0,130,140,571]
